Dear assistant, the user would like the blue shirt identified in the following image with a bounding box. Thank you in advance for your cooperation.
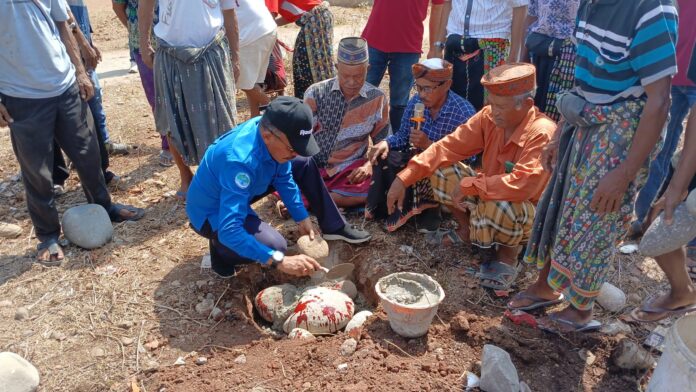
[0,0,75,99]
[66,0,92,43]
[387,91,476,150]
[574,0,678,104]
[186,118,309,264]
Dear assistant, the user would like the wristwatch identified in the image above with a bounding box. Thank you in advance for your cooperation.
[270,250,284,269]
[434,41,445,50]
[69,22,78,33]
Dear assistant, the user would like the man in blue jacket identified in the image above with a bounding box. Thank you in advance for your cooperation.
[187,97,371,278]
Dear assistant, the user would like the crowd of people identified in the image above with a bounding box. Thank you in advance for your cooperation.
[0,0,695,335]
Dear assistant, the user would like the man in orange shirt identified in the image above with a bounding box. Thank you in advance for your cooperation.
[382,63,555,290]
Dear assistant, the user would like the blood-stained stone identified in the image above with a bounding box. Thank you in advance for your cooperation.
[254,284,300,329]
[283,287,355,335]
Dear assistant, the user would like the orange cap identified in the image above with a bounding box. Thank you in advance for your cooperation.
[481,63,536,96]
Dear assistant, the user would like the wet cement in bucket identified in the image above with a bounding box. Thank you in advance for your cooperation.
[379,275,441,307]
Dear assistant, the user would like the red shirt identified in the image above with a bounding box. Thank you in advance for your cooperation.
[265,0,321,22]
[362,0,444,54]
[675,0,696,87]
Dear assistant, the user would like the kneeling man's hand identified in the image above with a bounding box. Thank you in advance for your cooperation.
[278,255,322,277]
[348,162,372,184]
[368,141,389,165]
[386,178,407,215]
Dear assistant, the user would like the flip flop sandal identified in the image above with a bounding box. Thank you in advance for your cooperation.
[425,228,466,246]
[630,298,696,323]
[36,239,64,267]
[539,313,601,335]
[109,203,145,223]
[158,150,174,167]
[175,191,187,202]
[479,260,521,290]
[507,292,565,311]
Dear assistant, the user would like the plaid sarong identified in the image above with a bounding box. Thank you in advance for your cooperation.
[154,29,237,165]
[431,163,535,248]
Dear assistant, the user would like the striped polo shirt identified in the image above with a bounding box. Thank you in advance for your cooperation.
[574,0,678,104]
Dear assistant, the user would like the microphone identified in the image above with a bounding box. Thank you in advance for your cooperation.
[413,103,425,131]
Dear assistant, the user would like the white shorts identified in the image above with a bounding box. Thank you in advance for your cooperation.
[237,31,277,90]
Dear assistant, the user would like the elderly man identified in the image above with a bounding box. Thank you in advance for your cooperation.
[186,97,371,278]
[138,0,240,199]
[367,58,476,232]
[303,37,391,208]
[386,63,555,290]
[0,0,143,265]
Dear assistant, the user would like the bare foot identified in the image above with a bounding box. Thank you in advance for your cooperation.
[631,290,696,322]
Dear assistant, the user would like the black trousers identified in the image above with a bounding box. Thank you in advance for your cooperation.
[2,83,112,243]
[444,35,485,111]
[52,104,110,186]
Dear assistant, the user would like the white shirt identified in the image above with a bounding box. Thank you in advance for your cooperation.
[236,0,277,47]
[154,0,237,47]
[446,0,529,39]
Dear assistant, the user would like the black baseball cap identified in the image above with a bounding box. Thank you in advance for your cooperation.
[262,96,319,157]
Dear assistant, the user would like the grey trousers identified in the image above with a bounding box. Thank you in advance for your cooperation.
[1,83,112,243]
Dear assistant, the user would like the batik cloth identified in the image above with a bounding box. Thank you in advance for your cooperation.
[524,92,656,310]
[112,0,158,52]
[292,3,335,98]
[154,30,237,165]
[432,163,535,248]
[531,39,576,122]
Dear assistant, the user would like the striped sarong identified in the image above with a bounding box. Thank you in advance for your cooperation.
[154,29,237,165]
[293,3,335,98]
[524,92,656,310]
[431,163,535,248]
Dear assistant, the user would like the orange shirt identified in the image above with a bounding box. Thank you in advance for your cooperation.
[397,106,556,203]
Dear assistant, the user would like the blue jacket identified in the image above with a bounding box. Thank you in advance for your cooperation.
[186,117,308,263]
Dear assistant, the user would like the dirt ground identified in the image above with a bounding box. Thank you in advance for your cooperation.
[0,5,677,392]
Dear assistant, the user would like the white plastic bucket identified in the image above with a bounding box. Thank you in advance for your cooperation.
[647,313,696,391]
[375,272,445,338]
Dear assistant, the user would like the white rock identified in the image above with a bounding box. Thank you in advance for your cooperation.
[479,344,520,392]
[601,321,632,336]
[210,307,224,321]
[336,363,349,373]
[233,354,247,364]
[612,339,655,370]
[340,338,358,356]
[596,282,626,313]
[283,287,354,335]
[578,349,596,365]
[0,223,22,239]
[14,307,29,321]
[0,300,13,308]
[195,357,207,365]
[91,347,105,357]
[287,328,315,341]
[195,299,215,315]
[0,352,40,392]
[61,204,113,249]
[345,311,372,340]
[174,357,185,366]
[121,337,134,346]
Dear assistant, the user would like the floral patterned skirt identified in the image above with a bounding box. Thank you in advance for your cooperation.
[524,95,654,310]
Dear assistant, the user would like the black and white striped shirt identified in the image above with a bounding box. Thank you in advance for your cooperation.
[446,0,530,39]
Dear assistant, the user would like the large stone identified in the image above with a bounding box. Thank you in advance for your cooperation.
[640,203,696,257]
[61,204,113,249]
[254,284,300,330]
[0,352,40,392]
[479,345,520,392]
[297,235,329,264]
[596,282,626,313]
[283,287,354,335]
[0,223,22,239]
[612,339,655,370]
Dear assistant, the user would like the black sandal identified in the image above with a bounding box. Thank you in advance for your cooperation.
[109,203,145,223]
[36,239,64,266]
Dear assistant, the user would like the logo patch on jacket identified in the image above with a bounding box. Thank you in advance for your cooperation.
[235,172,251,189]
